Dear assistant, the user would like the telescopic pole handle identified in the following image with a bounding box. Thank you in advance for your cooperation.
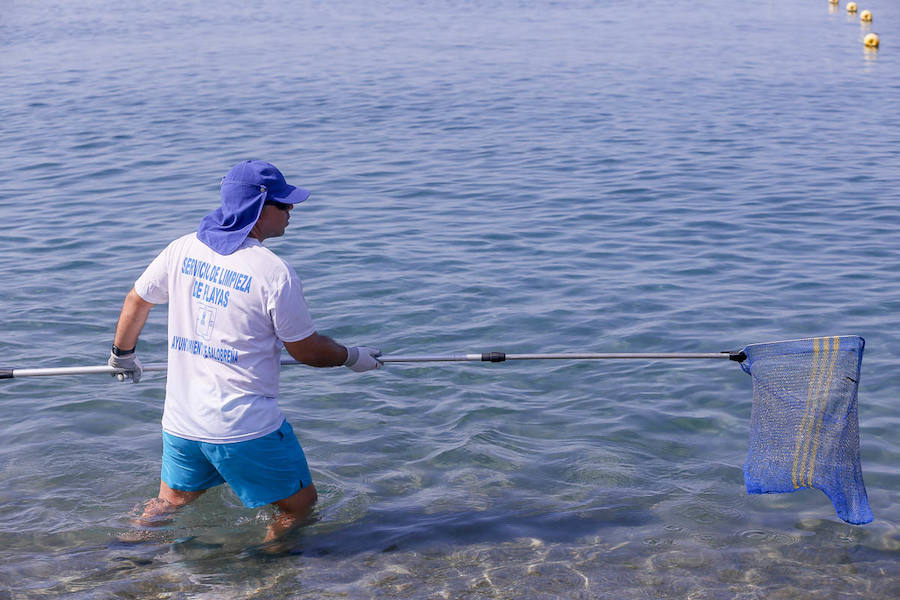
[285,351,743,364]
[1,351,745,379]
[0,364,169,379]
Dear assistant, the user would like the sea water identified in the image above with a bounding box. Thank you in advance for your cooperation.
[1,0,898,597]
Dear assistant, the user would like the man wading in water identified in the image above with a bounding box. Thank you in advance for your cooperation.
[109,160,382,542]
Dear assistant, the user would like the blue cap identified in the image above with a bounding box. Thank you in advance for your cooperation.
[196,160,311,255]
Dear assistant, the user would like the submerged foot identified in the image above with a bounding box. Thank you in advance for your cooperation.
[114,498,180,544]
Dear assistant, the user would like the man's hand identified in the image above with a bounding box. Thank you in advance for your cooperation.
[344,346,383,372]
[109,349,143,383]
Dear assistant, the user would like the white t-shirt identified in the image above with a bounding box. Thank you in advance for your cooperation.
[134,233,316,443]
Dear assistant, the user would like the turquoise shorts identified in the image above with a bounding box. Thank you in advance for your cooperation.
[161,419,313,508]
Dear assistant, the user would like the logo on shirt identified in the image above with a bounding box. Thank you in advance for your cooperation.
[195,304,217,340]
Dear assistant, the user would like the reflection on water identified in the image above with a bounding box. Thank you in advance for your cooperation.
[863,46,879,64]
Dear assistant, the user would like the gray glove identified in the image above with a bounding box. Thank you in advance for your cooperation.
[109,349,143,383]
[344,346,383,372]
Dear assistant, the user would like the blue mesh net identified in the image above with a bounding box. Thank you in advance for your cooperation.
[739,336,872,524]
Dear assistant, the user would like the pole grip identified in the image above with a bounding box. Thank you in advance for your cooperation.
[0,369,12,379]
[481,352,506,362]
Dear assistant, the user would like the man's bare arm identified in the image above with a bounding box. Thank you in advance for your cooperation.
[113,288,155,351]
[283,333,348,368]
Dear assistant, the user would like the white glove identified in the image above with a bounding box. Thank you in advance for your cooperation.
[344,346,383,372]
[109,349,143,383]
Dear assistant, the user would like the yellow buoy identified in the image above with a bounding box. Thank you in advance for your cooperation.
[860,10,872,22]
[864,32,880,48]
[846,2,857,12]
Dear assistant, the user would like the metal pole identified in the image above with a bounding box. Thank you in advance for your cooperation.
[380,352,736,362]
[2,364,169,379]
[1,351,744,379]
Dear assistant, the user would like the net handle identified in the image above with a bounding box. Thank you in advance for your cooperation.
[0,351,746,378]
[374,352,745,363]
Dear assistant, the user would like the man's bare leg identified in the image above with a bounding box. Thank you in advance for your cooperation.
[118,482,206,543]
[265,484,318,543]
[136,481,206,525]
